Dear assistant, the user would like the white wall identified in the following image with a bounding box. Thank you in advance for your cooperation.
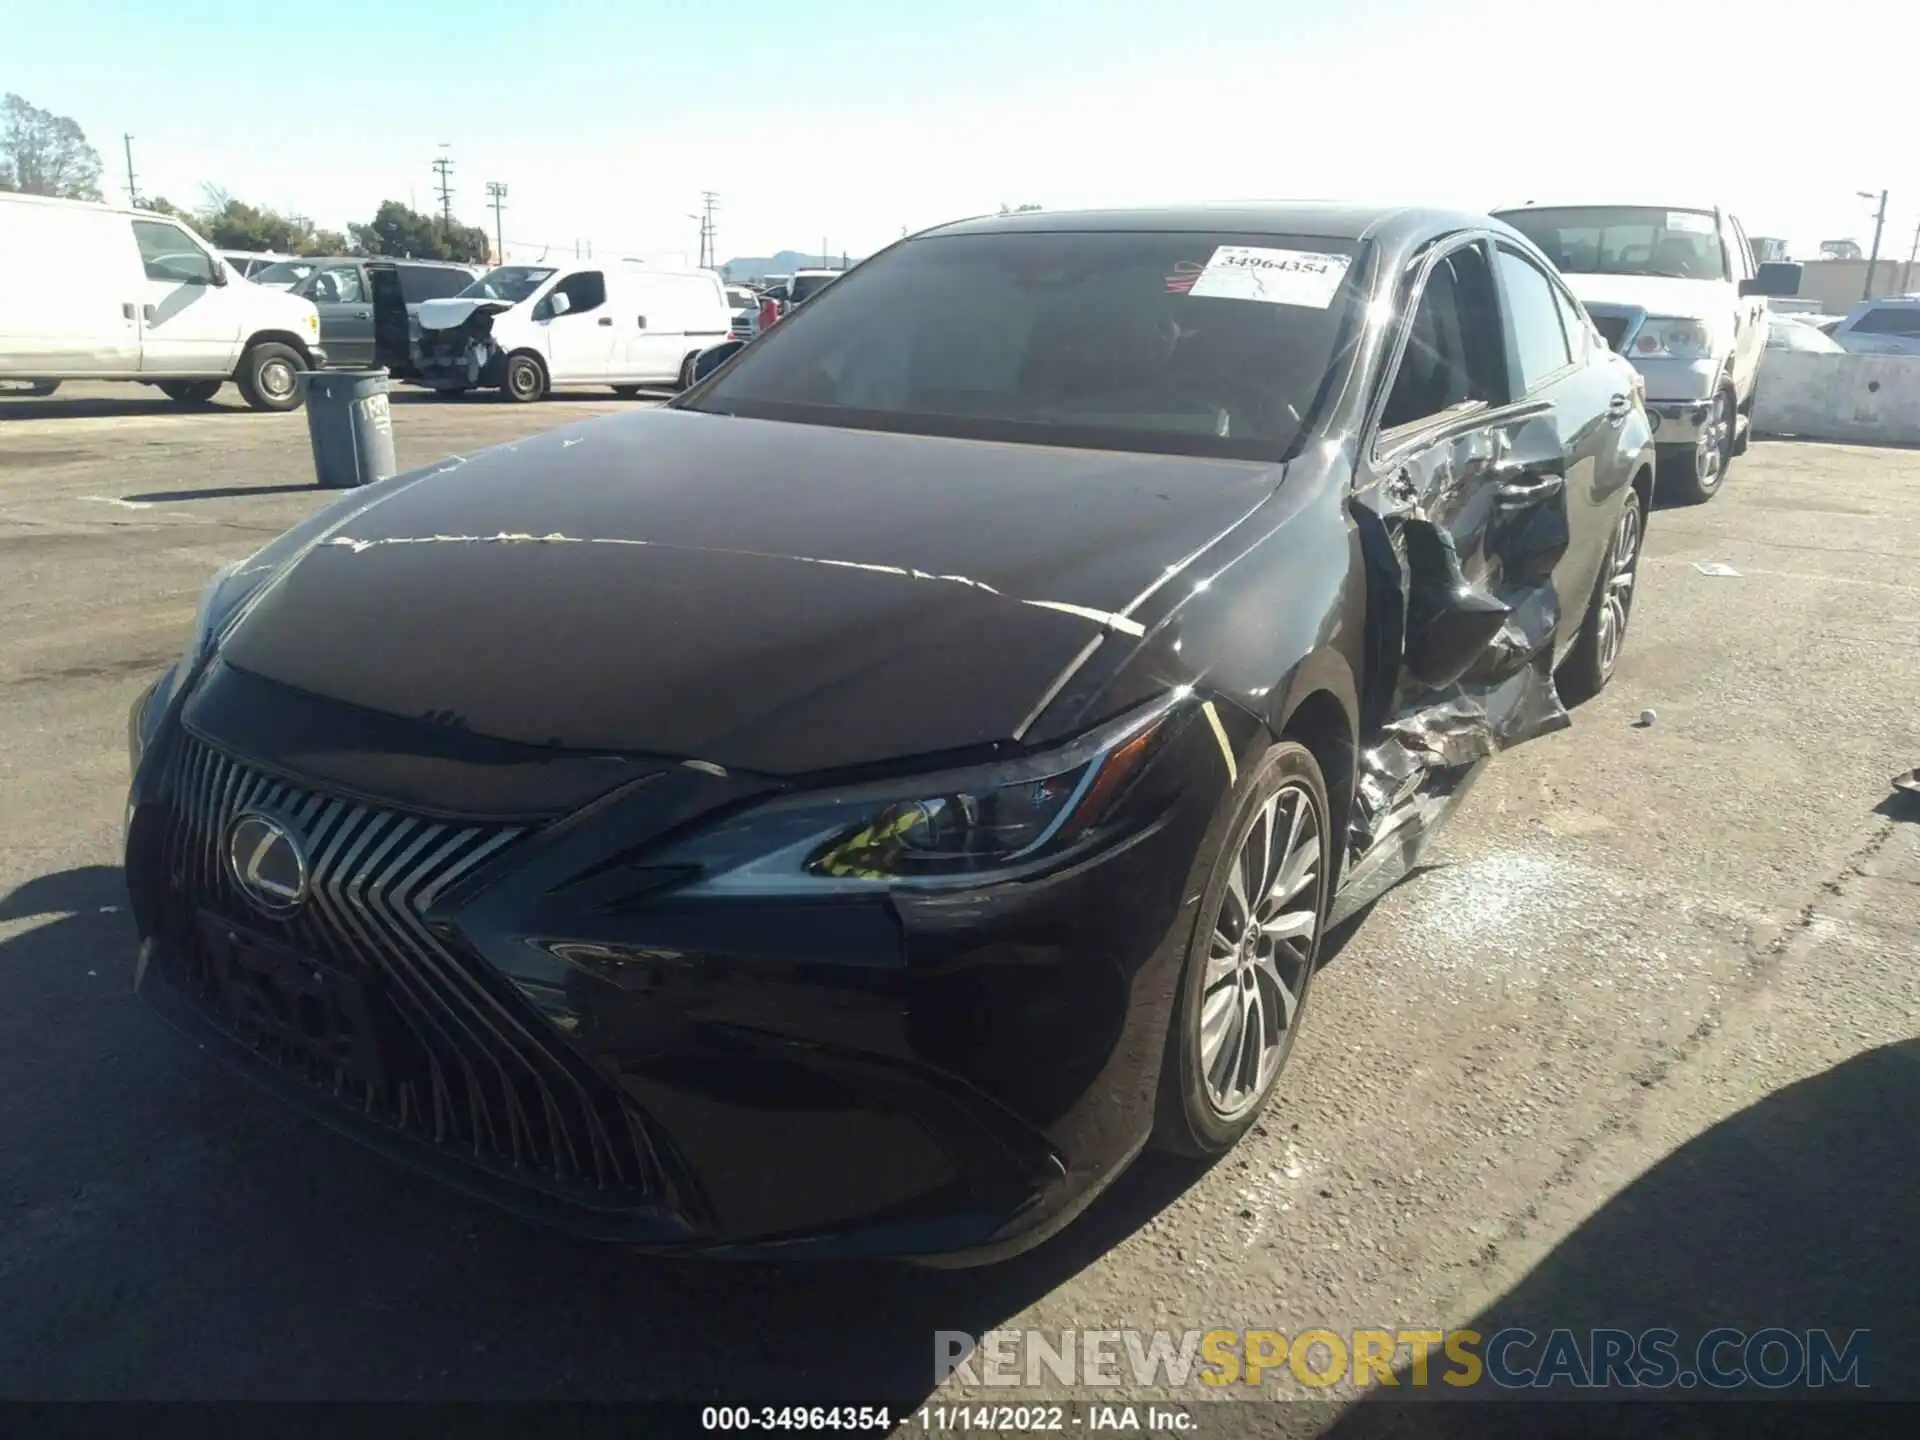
[1753,351,1920,444]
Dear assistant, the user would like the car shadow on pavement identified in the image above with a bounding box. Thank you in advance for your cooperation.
[0,864,1208,1404]
[1317,1040,1920,1435]
[0,396,262,422]
[123,483,330,503]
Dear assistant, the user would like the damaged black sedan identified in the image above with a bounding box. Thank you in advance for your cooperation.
[124,204,1653,1263]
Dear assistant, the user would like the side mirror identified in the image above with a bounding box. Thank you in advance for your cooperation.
[1742,262,1802,298]
[548,291,572,316]
[206,263,228,287]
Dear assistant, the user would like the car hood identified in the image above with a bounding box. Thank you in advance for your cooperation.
[1562,272,1730,320]
[415,296,516,330]
[219,408,1280,776]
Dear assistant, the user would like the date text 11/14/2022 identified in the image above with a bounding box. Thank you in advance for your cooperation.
[698,1406,1200,1433]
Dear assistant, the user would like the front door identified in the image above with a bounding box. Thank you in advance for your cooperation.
[1724,215,1766,400]
[304,263,375,368]
[541,270,616,381]
[130,219,242,375]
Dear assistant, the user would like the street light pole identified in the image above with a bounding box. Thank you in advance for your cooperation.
[1902,219,1920,295]
[1859,189,1889,301]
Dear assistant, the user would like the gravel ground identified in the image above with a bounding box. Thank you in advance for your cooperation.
[1,385,1914,1425]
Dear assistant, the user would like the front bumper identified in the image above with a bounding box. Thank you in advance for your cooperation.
[123,680,1235,1262]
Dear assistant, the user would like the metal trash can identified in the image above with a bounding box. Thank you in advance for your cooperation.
[300,369,398,490]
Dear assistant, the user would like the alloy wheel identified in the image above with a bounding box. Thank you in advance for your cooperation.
[1595,500,1642,680]
[1197,781,1323,1120]
[1695,391,1732,492]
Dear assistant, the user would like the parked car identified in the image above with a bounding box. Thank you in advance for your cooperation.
[725,283,759,339]
[285,257,483,371]
[0,192,324,410]
[1828,296,1920,356]
[413,263,733,399]
[785,268,845,307]
[1494,202,1797,504]
[1764,315,1845,354]
[124,203,1652,1263]
[249,258,323,291]
[220,249,296,280]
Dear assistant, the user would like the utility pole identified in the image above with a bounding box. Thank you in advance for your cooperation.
[122,134,138,207]
[1859,189,1889,301]
[1901,219,1920,295]
[485,182,507,264]
[432,146,455,242]
[698,191,719,270]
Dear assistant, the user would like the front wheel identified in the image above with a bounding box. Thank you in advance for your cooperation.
[1153,740,1332,1158]
[235,342,304,412]
[500,352,547,403]
[159,379,221,405]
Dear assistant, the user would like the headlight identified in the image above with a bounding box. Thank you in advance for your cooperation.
[649,692,1191,893]
[1631,318,1713,359]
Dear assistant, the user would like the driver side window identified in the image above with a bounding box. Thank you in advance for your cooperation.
[1379,244,1507,433]
[130,220,214,285]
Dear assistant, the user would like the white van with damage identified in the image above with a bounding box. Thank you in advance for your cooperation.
[414,263,734,402]
[1493,202,1800,504]
[0,192,326,410]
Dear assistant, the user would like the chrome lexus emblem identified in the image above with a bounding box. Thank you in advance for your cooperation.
[225,810,311,918]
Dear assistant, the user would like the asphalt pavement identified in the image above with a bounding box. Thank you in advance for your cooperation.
[1,383,1914,1417]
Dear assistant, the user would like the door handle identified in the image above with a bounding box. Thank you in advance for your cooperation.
[122,302,137,321]
[636,316,647,329]
[597,316,613,326]
[1496,473,1565,509]
[352,309,371,319]
[143,304,156,324]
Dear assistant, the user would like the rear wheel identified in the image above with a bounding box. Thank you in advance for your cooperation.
[1557,488,1646,704]
[1153,740,1331,1158]
[500,352,546,403]
[676,351,701,390]
[235,342,304,412]
[159,379,221,405]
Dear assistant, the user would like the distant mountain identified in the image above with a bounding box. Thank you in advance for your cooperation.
[721,249,858,282]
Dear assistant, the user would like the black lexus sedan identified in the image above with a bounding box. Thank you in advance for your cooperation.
[125,204,1654,1263]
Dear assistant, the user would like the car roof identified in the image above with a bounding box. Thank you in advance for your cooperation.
[921,201,1506,251]
[1490,200,1724,215]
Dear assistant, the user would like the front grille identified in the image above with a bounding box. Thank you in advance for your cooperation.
[156,736,657,1205]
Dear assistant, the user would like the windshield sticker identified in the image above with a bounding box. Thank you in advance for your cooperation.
[1185,246,1353,308]
[1666,211,1716,234]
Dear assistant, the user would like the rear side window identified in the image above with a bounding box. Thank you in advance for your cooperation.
[131,220,215,284]
[552,271,606,314]
[398,265,472,303]
[1495,247,1574,391]
[1851,306,1920,337]
[1380,244,1507,432]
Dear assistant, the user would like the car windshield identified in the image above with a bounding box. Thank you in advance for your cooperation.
[459,266,557,302]
[1496,206,1728,281]
[682,229,1364,460]
[252,260,318,286]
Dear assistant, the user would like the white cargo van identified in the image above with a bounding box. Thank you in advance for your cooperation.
[0,192,326,410]
[414,263,733,401]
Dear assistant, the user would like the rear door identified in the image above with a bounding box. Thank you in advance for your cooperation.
[618,275,685,381]
[130,218,243,374]
[302,263,374,367]
[1490,241,1627,648]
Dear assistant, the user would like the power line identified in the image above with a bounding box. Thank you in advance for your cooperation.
[431,146,455,239]
[486,181,507,263]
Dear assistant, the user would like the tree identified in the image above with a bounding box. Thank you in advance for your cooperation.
[1,93,104,200]
[349,199,488,262]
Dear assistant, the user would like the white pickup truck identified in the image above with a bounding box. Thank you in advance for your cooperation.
[1494,203,1801,504]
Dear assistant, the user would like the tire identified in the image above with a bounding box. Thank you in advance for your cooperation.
[1658,386,1735,505]
[675,352,700,391]
[159,379,221,405]
[500,351,547,403]
[1556,487,1647,705]
[234,342,305,412]
[1153,739,1333,1159]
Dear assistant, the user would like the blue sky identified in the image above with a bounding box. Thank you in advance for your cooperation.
[10,0,1913,264]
